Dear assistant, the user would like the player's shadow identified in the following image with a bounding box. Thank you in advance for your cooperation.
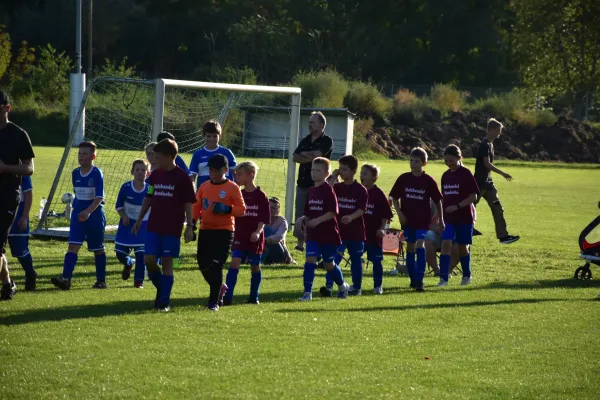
[275,298,571,313]
[482,279,600,290]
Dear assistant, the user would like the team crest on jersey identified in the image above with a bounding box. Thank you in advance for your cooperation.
[219,190,226,199]
[88,178,95,187]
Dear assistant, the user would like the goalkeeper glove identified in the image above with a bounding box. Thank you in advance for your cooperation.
[212,202,232,215]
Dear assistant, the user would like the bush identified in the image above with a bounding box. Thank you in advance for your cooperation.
[352,118,374,156]
[94,57,137,79]
[392,89,434,125]
[344,81,391,119]
[0,26,10,81]
[471,90,558,128]
[430,84,466,113]
[291,69,349,108]
[534,109,558,127]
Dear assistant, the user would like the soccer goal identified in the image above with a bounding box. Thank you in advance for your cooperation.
[33,76,301,240]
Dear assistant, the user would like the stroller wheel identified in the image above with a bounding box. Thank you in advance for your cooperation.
[574,266,592,280]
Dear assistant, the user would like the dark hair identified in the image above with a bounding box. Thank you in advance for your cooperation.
[361,163,380,177]
[310,111,327,129]
[131,159,148,173]
[0,91,9,105]
[153,139,178,158]
[410,147,428,163]
[443,144,462,158]
[78,141,97,152]
[203,120,222,135]
[157,131,175,142]
[339,155,358,171]
[269,197,280,205]
[208,153,228,169]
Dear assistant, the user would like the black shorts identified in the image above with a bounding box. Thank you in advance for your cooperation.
[196,229,234,270]
[0,195,20,255]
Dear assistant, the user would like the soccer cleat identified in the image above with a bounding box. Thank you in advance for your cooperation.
[121,265,133,281]
[337,282,349,299]
[415,283,425,292]
[51,277,71,290]
[409,281,417,289]
[500,235,520,245]
[437,279,449,287]
[222,298,233,306]
[319,286,333,297]
[247,299,260,305]
[134,281,144,289]
[298,292,312,301]
[373,286,383,295]
[389,269,400,276]
[92,281,107,289]
[461,276,472,286]
[217,284,228,307]
[24,273,37,291]
[0,280,17,300]
[348,286,362,296]
[207,303,220,312]
[157,305,170,313]
[473,228,483,236]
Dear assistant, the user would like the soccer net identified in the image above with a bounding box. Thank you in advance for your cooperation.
[33,77,301,240]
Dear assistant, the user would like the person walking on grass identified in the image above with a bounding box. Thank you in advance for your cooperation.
[474,118,520,245]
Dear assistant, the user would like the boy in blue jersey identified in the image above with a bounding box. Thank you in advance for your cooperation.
[8,175,37,291]
[189,120,237,191]
[115,159,149,288]
[156,132,190,175]
[51,141,107,290]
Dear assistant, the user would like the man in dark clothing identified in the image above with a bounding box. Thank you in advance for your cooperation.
[292,111,333,250]
[474,118,519,245]
[0,91,36,300]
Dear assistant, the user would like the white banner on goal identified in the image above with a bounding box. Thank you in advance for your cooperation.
[33,76,301,241]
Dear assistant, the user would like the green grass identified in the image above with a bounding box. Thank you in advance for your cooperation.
[1,147,600,399]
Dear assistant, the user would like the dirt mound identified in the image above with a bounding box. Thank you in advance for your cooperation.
[364,112,600,163]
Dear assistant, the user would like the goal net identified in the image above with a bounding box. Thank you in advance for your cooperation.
[33,77,301,240]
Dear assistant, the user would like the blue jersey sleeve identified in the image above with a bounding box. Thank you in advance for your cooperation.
[21,175,33,193]
[224,148,237,180]
[95,168,105,198]
[115,183,127,210]
[189,150,200,175]
[175,155,190,175]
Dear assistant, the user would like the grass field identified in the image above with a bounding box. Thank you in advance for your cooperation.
[1,147,600,399]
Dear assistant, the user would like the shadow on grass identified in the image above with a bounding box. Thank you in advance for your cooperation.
[483,279,600,290]
[275,298,570,313]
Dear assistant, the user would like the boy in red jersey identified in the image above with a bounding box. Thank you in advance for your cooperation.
[438,145,480,287]
[299,157,349,301]
[132,139,196,312]
[223,161,270,305]
[361,164,393,294]
[389,147,443,291]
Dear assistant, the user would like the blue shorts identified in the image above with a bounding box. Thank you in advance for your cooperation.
[8,236,29,258]
[337,240,364,256]
[442,223,473,245]
[232,249,261,266]
[403,227,428,243]
[306,241,338,263]
[144,231,181,258]
[69,208,106,251]
[115,243,144,256]
[365,243,383,262]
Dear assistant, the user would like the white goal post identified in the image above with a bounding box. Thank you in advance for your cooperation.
[33,76,302,240]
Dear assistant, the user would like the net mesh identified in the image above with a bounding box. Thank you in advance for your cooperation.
[36,77,296,238]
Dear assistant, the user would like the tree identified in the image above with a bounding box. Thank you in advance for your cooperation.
[0,25,11,81]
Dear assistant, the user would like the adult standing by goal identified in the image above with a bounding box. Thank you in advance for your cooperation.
[292,111,333,251]
[0,91,35,300]
[474,118,520,245]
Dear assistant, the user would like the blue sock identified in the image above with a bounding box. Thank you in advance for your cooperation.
[159,274,174,306]
[350,252,363,290]
[134,252,145,283]
[406,251,415,283]
[224,268,239,301]
[62,252,78,279]
[149,270,162,289]
[334,252,343,266]
[440,254,451,281]
[17,253,35,276]
[325,269,334,288]
[95,253,107,282]
[373,259,383,288]
[415,248,426,284]
[303,262,316,293]
[460,253,471,278]
[249,270,262,302]
[330,264,345,286]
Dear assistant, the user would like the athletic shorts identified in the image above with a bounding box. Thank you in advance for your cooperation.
[144,231,181,258]
[8,236,29,258]
[197,229,234,270]
[426,230,442,250]
[306,240,338,263]
[365,243,383,262]
[115,243,144,256]
[442,223,473,245]
[403,227,428,243]
[0,195,19,255]
[337,240,364,256]
[232,249,261,266]
[69,207,106,251]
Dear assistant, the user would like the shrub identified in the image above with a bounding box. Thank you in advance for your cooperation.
[472,91,526,120]
[392,89,434,125]
[344,81,391,119]
[534,109,558,127]
[430,84,466,112]
[291,69,349,108]
[0,26,10,81]
[352,118,374,156]
[94,57,137,79]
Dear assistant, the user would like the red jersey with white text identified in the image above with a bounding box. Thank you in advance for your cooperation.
[232,188,270,254]
[389,172,442,230]
[441,166,480,225]
[304,182,341,246]
[364,185,393,246]
[334,180,368,241]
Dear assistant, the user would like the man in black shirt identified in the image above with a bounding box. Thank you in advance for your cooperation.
[292,111,333,250]
[0,91,35,299]
[474,118,519,245]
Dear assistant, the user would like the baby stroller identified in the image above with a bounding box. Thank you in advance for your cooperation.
[574,202,600,280]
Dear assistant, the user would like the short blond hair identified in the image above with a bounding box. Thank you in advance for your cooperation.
[312,157,331,172]
[487,118,504,132]
[236,160,259,176]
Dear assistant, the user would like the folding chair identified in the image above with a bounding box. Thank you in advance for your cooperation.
[366,228,406,272]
